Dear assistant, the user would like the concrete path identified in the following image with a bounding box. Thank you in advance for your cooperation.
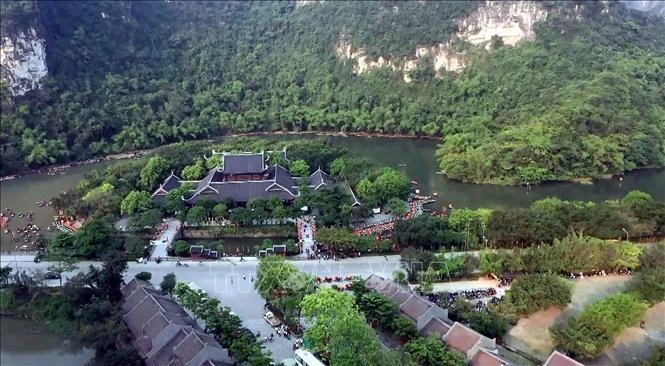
[296,217,316,259]
[149,219,181,259]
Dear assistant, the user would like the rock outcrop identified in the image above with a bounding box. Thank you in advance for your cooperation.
[335,1,549,81]
[0,26,47,96]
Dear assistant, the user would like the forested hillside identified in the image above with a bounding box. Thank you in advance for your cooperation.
[1,1,664,185]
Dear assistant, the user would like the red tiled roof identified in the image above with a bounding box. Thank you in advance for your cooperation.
[470,348,509,366]
[543,351,585,366]
[391,290,413,305]
[443,322,482,353]
[400,295,432,321]
[421,318,451,338]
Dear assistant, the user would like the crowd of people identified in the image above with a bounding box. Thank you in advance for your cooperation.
[567,269,631,279]
[353,218,397,237]
[152,223,168,240]
[424,288,499,308]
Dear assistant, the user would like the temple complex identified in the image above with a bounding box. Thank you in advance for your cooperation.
[151,150,331,205]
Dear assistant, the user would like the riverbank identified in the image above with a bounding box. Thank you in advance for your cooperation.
[0,131,440,182]
[0,150,148,182]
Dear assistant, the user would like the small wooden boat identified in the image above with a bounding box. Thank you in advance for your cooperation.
[435,171,445,175]
[397,163,407,167]
[432,192,439,197]
[410,180,418,185]
[36,201,46,207]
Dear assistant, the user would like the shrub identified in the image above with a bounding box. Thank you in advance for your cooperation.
[135,272,152,281]
[174,240,190,257]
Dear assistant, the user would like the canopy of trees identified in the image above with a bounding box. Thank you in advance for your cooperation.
[551,293,649,360]
[255,256,315,322]
[493,274,572,323]
[2,2,663,185]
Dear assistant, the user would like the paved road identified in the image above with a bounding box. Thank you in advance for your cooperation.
[1,256,401,363]
[150,219,181,258]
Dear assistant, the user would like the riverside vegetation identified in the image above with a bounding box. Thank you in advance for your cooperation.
[1,1,664,185]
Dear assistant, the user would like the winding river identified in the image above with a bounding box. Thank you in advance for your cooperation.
[0,135,664,362]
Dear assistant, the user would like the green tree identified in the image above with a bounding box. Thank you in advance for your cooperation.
[256,256,314,319]
[392,317,418,340]
[211,203,229,220]
[140,156,169,191]
[404,336,465,366]
[72,218,119,258]
[552,293,649,359]
[495,274,572,320]
[181,160,207,180]
[174,240,190,257]
[301,288,384,364]
[186,206,207,226]
[289,159,310,176]
[386,197,408,215]
[131,208,163,230]
[47,248,78,287]
[135,271,152,281]
[357,292,399,328]
[160,273,177,294]
[120,190,153,216]
[0,267,12,286]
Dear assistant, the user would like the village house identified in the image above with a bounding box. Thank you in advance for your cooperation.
[364,274,514,366]
[543,350,586,366]
[120,279,234,366]
[442,321,497,359]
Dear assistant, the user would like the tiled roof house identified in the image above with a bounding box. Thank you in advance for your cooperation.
[121,279,234,366]
[365,274,448,331]
[442,322,497,359]
[470,348,512,366]
[543,351,585,366]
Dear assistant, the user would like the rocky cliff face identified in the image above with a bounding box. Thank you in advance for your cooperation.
[0,26,47,96]
[621,0,665,17]
[336,1,548,81]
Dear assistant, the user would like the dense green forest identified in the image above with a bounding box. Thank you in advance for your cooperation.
[1,1,664,184]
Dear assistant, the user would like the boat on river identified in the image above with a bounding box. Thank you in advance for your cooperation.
[410,180,418,185]
[432,192,439,197]
[397,163,407,167]
[435,171,445,175]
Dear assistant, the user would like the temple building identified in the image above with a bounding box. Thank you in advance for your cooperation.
[151,151,331,205]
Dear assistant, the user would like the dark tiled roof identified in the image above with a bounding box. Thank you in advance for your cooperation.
[173,333,205,362]
[145,313,171,338]
[188,180,296,204]
[120,279,234,366]
[222,153,265,174]
[443,322,482,353]
[152,172,183,197]
[162,173,183,191]
[309,168,330,188]
[151,327,190,364]
[391,290,413,305]
[365,274,388,291]
[543,351,585,366]
[270,165,298,195]
[421,317,451,338]
[401,295,432,321]
[377,282,402,297]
